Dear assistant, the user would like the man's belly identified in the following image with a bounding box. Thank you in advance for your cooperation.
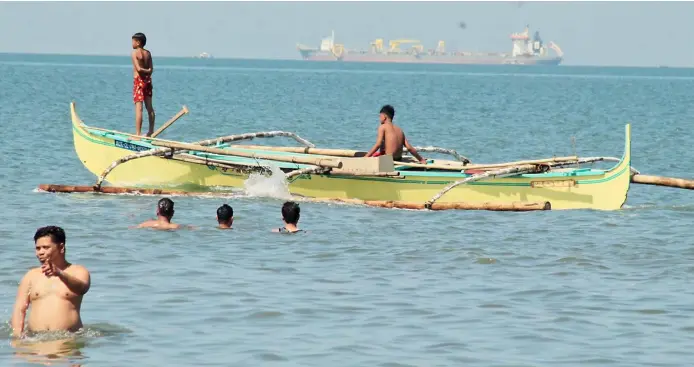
[27,299,82,332]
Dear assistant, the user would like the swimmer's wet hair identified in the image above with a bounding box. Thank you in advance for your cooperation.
[217,204,233,221]
[282,201,300,224]
[158,198,174,218]
[34,226,66,244]
[380,105,395,120]
[132,32,147,47]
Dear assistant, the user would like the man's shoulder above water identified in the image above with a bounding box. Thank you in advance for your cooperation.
[136,220,181,230]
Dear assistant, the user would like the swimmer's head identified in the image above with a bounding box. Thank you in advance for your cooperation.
[216,204,234,227]
[157,198,175,219]
[34,226,66,263]
[281,201,300,225]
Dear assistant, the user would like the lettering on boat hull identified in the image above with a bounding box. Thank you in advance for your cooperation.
[115,140,150,152]
[530,179,577,188]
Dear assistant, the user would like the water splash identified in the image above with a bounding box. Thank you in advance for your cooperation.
[243,164,292,200]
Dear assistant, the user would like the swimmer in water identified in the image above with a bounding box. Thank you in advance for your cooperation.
[273,201,303,233]
[136,198,181,230]
[10,226,91,339]
[216,204,234,229]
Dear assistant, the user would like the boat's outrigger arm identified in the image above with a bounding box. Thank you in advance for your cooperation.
[411,146,471,164]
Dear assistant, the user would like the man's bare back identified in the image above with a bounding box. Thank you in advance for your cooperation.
[366,105,426,163]
[379,123,406,160]
[136,219,181,230]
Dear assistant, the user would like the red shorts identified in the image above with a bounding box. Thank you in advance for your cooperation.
[133,75,153,103]
[372,151,384,157]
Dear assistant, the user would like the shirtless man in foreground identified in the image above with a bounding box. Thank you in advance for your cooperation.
[137,198,182,230]
[11,226,91,338]
[365,105,427,164]
[131,32,155,137]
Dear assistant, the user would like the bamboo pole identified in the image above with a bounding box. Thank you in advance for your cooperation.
[150,140,343,168]
[194,131,316,148]
[631,174,694,190]
[329,171,403,178]
[38,184,550,211]
[425,164,546,208]
[304,197,550,211]
[229,145,365,157]
[150,105,189,138]
[397,156,578,172]
[286,167,330,180]
[171,154,270,175]
[39,184,192,196]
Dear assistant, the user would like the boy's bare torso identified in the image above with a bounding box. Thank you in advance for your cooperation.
[24,266,85,333]
[132,48,152,78]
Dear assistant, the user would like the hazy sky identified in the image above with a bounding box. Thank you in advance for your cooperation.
[1,1,692,67]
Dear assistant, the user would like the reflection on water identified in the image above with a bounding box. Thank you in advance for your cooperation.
[3,323,132,366]
[11,335,86,366]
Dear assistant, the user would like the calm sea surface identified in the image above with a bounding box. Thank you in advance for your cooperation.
[0,54,693,366]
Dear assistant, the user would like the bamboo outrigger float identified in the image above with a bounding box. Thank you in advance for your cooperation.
[49,102,657,211]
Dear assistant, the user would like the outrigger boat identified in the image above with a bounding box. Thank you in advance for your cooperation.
[65,102,635,211]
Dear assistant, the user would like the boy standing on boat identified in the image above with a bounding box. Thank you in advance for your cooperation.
[11,226,91,338]
[365,105,427,164]
[131,32,155,137]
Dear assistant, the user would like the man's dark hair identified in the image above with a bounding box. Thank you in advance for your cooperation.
[158,198,174,218]
[281,201,301,224]
[34,226,66,244]
[132,32,147,47]
[217,204,234,222]
[380,105,395,120]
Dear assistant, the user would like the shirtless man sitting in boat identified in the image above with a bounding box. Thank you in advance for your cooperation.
[11,226,91,338]
[136,197,182,230]
[365,105,427,164]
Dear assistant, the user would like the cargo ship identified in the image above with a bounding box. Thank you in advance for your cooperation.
[296,26,563,66]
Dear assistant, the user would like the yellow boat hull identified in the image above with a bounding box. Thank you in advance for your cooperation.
[70,103,631,210]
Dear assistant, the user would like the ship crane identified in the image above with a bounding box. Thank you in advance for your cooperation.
[388,39,422,52]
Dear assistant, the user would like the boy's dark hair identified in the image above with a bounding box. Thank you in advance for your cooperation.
[281,201,301,224]
[132,32,147,47]
[34,226,66,244]
[217,204,234,222]
[158,198,174,218]
[380,105,395,120]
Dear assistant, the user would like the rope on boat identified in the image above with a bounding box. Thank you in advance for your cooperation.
[424,164,548,209]
[411,146,471,164]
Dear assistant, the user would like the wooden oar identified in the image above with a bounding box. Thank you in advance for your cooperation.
[150,105,189,138]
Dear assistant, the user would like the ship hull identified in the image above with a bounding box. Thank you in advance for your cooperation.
[298,50,562,66]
